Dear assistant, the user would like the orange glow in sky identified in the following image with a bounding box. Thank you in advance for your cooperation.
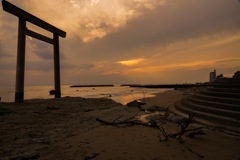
[117,58,145,66]
[0,0,240,85]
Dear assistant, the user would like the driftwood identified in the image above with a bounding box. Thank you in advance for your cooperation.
[169,113,195,143]
[170,127,204,138]
[96,117,161,128]
[168,113,206,143]
[157,122,168,142]
[96,112,205,143]
[96,115,169,143]
[9,152,40,160]
[96,110,148,128]
[187,129,206,138]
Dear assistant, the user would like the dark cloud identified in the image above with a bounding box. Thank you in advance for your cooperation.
[0,40,14,58]
[0,43,6,57]
[24,60,77,72]
[25,61,52,71]
[77,64,95,71]
[1,0,240,86]
[0,63,15,71]
[72,0,240,61]
[30,40,53,60]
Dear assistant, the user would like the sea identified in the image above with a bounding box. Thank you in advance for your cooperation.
[0,85,171,104]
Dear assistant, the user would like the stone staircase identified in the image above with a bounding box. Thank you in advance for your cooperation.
[172,76,240,133]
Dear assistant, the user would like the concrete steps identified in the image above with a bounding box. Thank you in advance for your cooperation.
[200,90,240,99]
[188,96,240,112]
[172,77,240,132]
[182,98,240,120]
[213,81,240,88]
[175,99,240,127]
[206,87,240,94]
[192,94,240,105]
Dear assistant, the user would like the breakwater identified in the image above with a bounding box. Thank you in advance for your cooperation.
[121,83,210,89]
[70,85,114,88]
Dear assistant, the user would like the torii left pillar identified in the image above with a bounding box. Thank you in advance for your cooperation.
[15,17,26,103]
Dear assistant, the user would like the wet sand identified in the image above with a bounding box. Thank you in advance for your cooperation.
[0,90,239,160]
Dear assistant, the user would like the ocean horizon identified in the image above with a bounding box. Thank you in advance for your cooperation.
[0,85,171,104]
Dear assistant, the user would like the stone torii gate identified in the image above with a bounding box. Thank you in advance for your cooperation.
[1,0,66,103]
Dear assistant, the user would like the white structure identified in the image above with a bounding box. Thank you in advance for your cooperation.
[210,69,216,82]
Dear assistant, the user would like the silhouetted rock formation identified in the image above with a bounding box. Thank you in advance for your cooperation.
[49,90,55,95]
[233,71,240,78]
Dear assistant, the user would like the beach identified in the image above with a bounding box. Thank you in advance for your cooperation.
[0,90,239,160]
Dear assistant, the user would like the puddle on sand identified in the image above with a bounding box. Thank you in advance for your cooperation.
[137,111,167,123]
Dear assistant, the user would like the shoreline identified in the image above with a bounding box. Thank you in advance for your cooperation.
[0,85,169,104]
[0,90,239,160]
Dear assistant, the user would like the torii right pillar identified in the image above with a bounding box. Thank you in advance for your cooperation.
[53,33,61,98]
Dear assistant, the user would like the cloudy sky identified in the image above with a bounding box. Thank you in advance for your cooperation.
[0,0,240,86]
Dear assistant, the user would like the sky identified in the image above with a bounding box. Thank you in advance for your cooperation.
[0,0,240,86]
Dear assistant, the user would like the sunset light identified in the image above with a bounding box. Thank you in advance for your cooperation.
[117,58,145,66]
[1,1,240,158]
[0,0,240,85]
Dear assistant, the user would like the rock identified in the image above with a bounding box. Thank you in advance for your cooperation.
[166,113,183,123]
[49,90,55,95]
[96,105,141,124]
[47,106,60,110]
[0,108,15,116]
[84,153,99,160]
[126,100,143,108]
[9,152,40,160]
[147,105,168,112]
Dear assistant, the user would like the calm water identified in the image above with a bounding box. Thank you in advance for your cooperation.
[0,85,170,104]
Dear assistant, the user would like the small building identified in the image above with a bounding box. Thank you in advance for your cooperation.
[209,69,216,82]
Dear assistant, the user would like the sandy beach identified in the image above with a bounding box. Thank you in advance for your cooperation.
[0,90,239,160]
